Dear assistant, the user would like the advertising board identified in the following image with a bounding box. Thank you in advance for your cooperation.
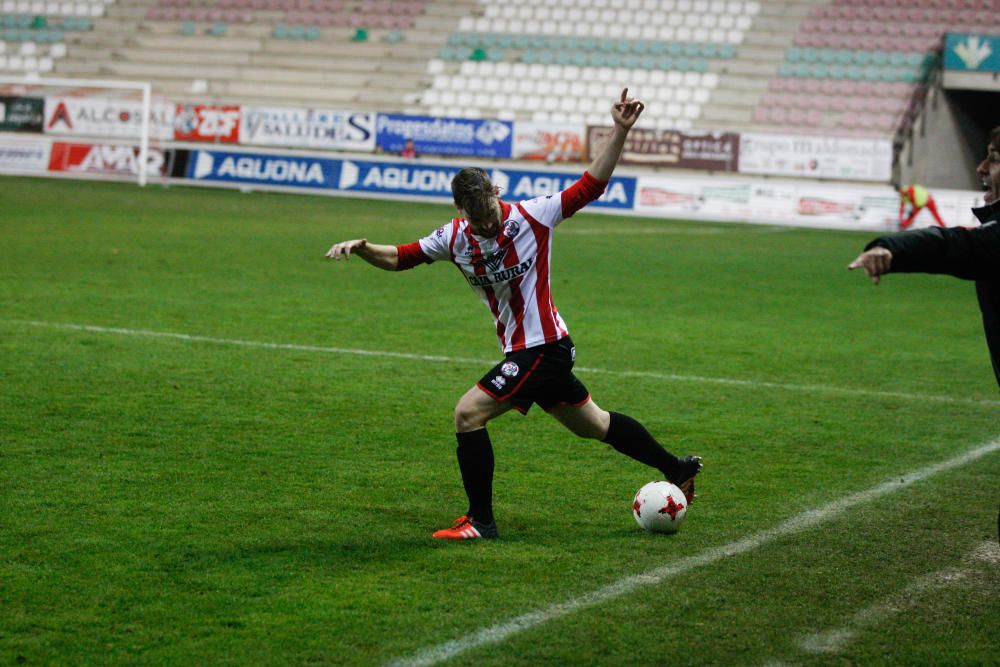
[336,159,636,209]
[174,104,241,143]
[43,96,175,140]
[737,133,892,182]
[376,114,513,158]
[0,135,51,173]
[588,126,739,171]
[0,96,44,132]
[239,106,376,152]
[186,149,341,189]
[47,141,169,176]
[513,121,585,163]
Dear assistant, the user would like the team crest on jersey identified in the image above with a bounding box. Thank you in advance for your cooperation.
[503,220,520,239]
[500,361,519,377]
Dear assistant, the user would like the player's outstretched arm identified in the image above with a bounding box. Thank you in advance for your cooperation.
[325,239,399,270]
[588,88,644,182]
[848,246,892,285]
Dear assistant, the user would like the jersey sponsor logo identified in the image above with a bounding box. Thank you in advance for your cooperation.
[500,361,519,377]
[481,247,508,272]
[466,256,535,287]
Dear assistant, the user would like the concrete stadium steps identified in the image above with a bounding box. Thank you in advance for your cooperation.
[47,0,469,110]
[692,0,816,132]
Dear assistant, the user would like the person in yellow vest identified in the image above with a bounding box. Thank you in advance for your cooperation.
[897,184,946,229]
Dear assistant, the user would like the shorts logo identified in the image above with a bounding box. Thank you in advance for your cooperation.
[490,375,506,390]
[500,361,519,377]
[571,346,576,362]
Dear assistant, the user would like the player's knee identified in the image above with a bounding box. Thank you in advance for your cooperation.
[454,400,485,432]
[559,406,610,440]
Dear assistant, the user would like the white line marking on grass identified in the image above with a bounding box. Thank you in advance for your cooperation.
[386,440,1000,667]
[7,320,1000,408]
[561,226,794,236]
[796,540,999,655]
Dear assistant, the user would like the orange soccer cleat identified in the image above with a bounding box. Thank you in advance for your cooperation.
[432,515,499,540]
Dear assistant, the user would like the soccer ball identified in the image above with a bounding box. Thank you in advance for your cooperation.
[632,481,688,533]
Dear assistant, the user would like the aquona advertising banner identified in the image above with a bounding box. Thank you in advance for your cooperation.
[186,149,341,189]
[43,96,175,140]
[375,114,513,158]
[0,96,44,132]
[587,126,739,171]
[239,106,375,152]
[336,159,636,209]
[737,132,892,182]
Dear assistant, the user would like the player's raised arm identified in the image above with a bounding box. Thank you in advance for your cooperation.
[325,239,398,270]
[558,88,645,220]
[588,88,644,182]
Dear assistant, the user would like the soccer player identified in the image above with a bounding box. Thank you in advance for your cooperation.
[897,183,946,229]
[326,89,702,540]
[849,127,1000,389]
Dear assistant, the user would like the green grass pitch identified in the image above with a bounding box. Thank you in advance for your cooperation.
[1,176,998,665]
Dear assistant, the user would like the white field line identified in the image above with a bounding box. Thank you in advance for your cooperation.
[386,440,1000,667]
[561,226,793,236]
[6,320,1000,409]
[796,540,1000,655]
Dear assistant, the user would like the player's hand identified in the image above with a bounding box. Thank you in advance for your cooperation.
[848,247,892,285]
[611,88,644,131]
[326,239,368,260]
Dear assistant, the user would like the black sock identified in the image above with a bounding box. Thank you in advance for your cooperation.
[602,411,679,478]
[455,429,495,524]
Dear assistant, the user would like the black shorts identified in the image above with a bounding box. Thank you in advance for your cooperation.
[476,337,590,414]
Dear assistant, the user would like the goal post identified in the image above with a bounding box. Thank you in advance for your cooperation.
[0,75,155,186]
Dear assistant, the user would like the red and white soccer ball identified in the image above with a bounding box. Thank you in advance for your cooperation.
[632,481,688,533]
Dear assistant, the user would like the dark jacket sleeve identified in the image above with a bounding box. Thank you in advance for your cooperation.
[866,221,1000,281]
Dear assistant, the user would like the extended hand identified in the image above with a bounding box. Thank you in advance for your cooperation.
[326,239,368,260]
[611,88,645,131]
[848,247,893,285]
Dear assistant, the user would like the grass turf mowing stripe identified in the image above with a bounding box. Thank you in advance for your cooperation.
[387,439,1000,667]
[7,319,1000,409]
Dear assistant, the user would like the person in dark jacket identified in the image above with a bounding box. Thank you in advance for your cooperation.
[848,126,1000,389]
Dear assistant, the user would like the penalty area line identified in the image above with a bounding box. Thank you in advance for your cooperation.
[387,439,1000,667]
[6,319,1000,408]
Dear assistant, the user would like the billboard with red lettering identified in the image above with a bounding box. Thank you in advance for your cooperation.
[48,141,170,176]
[174,104,241,143]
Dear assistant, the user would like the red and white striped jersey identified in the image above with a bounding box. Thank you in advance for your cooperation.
[399,172,607,353]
